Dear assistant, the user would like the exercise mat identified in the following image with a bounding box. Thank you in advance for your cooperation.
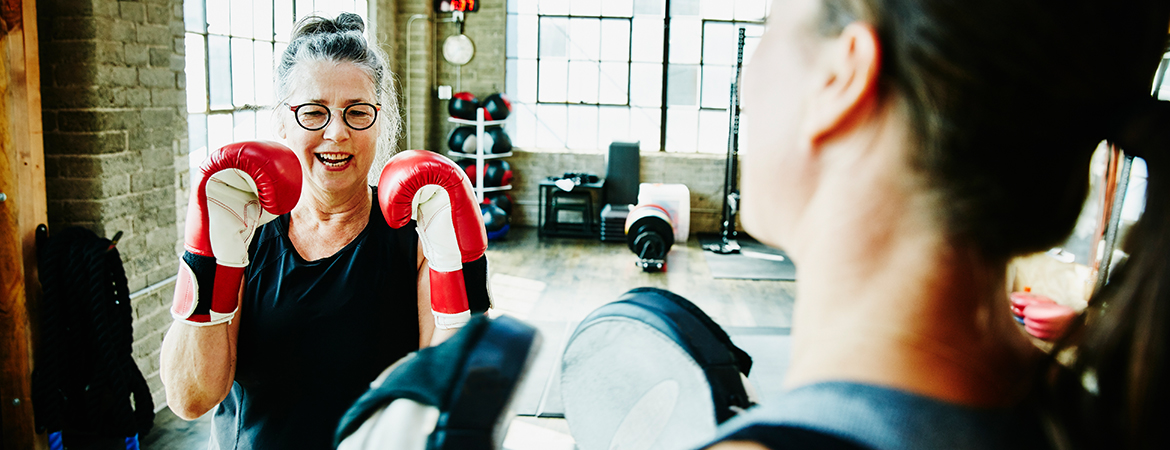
[698,234,797,281]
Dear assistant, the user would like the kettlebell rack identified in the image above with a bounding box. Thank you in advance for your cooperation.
[447,107,512,202]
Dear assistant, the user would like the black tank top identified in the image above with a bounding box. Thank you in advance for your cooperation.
[211,187,420,449]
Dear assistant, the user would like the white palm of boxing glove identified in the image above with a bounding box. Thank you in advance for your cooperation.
[171,141,302,326]
[380,150,488,330]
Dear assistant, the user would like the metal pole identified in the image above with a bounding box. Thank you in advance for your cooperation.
[705,28,746,254]
[1095,153,1134,293]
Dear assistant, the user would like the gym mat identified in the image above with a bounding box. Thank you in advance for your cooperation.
[514,324,792,417]
[698,234,797,281]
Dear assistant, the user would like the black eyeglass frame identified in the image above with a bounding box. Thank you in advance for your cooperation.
[286,102,382,131]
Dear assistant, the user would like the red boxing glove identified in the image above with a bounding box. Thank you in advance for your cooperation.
[171,141,302,325]
[379,150,488,329]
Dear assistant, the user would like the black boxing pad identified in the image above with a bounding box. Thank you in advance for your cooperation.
[335,315,539,450]
[560,288,754,450]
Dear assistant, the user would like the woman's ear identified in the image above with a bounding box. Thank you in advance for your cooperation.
[803,22,882,146]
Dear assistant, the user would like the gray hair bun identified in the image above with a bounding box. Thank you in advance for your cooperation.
[292,12,366,40]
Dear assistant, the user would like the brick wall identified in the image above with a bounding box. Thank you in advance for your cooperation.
[39,0,186,411]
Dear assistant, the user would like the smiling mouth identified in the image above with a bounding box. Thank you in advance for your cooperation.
[315,152,354,168]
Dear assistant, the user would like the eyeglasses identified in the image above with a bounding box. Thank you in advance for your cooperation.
[286,102,381,131]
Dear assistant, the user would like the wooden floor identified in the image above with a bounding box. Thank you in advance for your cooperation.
[142,226,796,449]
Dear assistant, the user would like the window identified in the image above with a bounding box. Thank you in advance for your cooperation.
[184,0,368,172]
[505,0,768,152]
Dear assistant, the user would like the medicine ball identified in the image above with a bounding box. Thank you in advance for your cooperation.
[458,160,513,187]
[485,127,512,154]
[484,192,514,215]
[481,203,510,240]
[482,93,512,121]
[448,92,479,120]
[484,160,513,187]
[447,126,476,153]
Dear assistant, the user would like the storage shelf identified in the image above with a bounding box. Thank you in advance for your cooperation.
[447,116,508,127]
[448,150,513,159]
[478,185,512,193]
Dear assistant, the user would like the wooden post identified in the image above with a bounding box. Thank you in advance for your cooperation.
[2,0,47,448]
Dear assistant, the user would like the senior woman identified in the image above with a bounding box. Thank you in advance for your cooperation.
[706,0,1170,449]
[159,13,485,449]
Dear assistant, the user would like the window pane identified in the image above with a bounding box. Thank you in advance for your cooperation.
[600,19,631,62]
[599,62,629,104]
[507,14,518,58]
[630,63,662,107]
[256,108,276,141]
[295,0,314,21]
[234,110,257,141]
[569,18,600,61]
[207,0,230,35]
[631,107,661,151]
[567,105,598,149]
[634,0,664,15]
[188,113,208,171]
[231,0,253,38]
[538,59,568,103]
[254,41,275,106]
[208,113,234,156]
[512,102,537,148]
[741,25,766,65]
[697,109,728,154]
[517,59,538,103]
[666,108,699,152]
[571,0,600,17]
[515,0,539,15]
[703,22,736,66]
[254,0,274,40]
[567,60,599,104]
[506,58,518,101]
[734,0,767,21]
[631,17,664,63]
[602,0,634,17]
[232,37,256,107]
[185,34,207,114]
[597,106,631,149]
[357,0,368,17]
[517,15,538,59]
[186,0,206,33]
[701,0,732,20]
[275,0,294,41]
[208,35,232,110]
[700,65,732,109]
[667,64,699,106]
[539,0,569,15]
[669,18,701,63]
[671,0,700,16]
[535,104,568,148]
[540,17,569,58]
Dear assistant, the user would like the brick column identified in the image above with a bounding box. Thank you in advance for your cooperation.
[39,0,187,411]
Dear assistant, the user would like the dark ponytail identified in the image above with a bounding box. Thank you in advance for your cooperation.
[1047,99,1170,450]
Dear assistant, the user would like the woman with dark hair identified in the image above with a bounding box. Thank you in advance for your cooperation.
[158,13,485,449]
[704,0,1170,449]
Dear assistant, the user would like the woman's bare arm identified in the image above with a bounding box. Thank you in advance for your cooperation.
[159,288,241,420]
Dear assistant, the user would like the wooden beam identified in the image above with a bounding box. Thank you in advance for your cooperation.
[2,0,46,448]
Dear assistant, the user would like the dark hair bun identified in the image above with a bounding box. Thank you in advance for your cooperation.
[292,13,365,40]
